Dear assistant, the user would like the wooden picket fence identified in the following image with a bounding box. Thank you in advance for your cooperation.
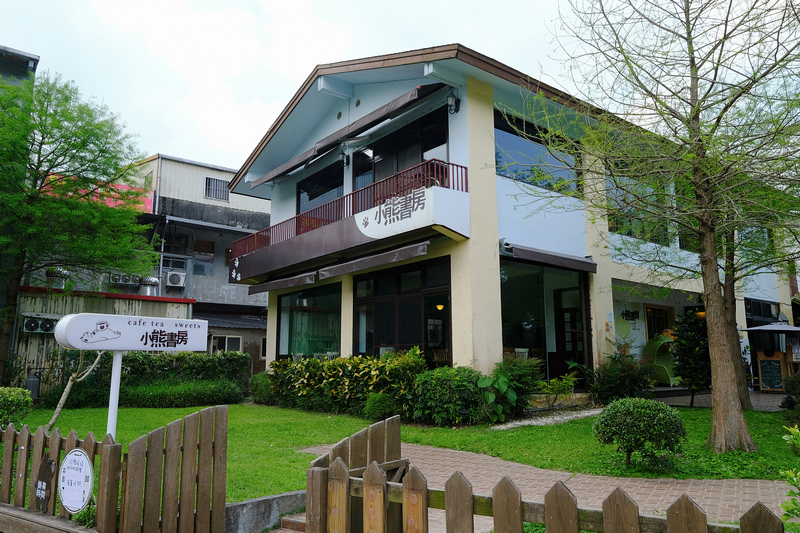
[0,405,227,533]
[305,416,785,533]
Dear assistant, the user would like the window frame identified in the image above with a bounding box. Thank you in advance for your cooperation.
[204,176,230,202]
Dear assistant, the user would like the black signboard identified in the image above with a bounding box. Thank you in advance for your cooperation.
[759,359,784,391]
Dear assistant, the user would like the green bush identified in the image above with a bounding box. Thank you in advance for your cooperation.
[0,387,32,429]
[593,397,686,466]
[41,350,251,408]
[250,371,273,405]
[121,379,244,408]
[673,311,711,402]
[410,366,486,426]
[364,392,399,421]
[572,352,654,405]
[492,357,543,413]
[478,373,517,423]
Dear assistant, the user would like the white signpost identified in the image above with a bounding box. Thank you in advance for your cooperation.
[55,313,208,440]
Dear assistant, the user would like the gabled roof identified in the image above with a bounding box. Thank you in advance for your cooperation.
[228,43,591,196]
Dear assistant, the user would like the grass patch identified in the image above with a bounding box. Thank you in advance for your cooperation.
[19,403,798,503]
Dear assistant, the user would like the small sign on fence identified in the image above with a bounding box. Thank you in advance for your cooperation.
[58,448,93,514]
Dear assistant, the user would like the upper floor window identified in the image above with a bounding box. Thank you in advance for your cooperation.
[204,176,230,201]
[606,176,670,246]
[297,163,344,213]
[494,111,578,193]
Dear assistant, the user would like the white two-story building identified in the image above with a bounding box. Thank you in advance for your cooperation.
[226,44,792,381]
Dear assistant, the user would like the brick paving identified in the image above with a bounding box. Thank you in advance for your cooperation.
[303,392,791,532]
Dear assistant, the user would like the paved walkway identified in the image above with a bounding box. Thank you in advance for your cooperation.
[304,391,791,532]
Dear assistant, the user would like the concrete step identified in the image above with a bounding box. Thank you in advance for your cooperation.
[280,512,306,531]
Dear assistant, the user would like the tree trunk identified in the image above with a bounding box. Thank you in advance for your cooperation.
[0,253,26,385]
[699,232,758,453]
[723,231,753,411]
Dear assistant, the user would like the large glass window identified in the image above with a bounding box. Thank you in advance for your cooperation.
[500,259,590,381]
[494,112,577,192]
[354,257,450,364]
[277,284,341,359]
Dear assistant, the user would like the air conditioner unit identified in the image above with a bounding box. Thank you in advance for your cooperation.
[21,313,61,334]
[109,273,140,285]
[166,271,187,288]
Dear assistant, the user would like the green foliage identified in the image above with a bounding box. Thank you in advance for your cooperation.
[250,371,272,405]
[593,398,686,466]
[40,350,249,408]
[410,366,486,426]
[257,349,426,417]
[121,379,244,408]
[672,311,711,394]
[781,468,800,521]
[534,372,578,409]
[364,392,399,421]
[0,387,32,429]
[478,373,517,423]
[784,425,800,456]
[492,357,543,414]
[570,353,653,405]
[0,72,156,382]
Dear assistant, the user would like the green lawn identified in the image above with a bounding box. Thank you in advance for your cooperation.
[20,403,799,503]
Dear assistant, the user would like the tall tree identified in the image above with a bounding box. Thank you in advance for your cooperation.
[0,72,155,384]
[504,0,800,452]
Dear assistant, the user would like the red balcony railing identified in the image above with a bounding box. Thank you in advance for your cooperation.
[233,159,468,257]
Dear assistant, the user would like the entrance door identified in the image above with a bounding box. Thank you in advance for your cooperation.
[552,287,585,379]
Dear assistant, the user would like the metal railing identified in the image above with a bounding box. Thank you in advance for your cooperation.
[232,159,468,257]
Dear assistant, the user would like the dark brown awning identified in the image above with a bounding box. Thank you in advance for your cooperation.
[248,271,317,295]
[318,241,430,280]
[509,243,597,273]
[250,83,447,189]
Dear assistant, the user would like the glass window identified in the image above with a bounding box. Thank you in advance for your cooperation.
[297,163,344,213]
[277,284,341,359]
[400,271,422,292]
[204,177,230,201]
[193,252,214,276]
[211,335,241,353]
[494,110,578,193]
[607,177,669,246]
[500,259,589,381]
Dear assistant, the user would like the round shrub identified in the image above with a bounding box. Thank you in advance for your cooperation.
[364,392,398,421]
[593,397,686,466]
[0,387,32,429]
[410,366,485,426]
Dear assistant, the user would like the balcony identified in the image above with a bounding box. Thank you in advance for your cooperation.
[232,159,468,258]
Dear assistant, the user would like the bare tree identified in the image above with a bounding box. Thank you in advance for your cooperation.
[506,0,800,452]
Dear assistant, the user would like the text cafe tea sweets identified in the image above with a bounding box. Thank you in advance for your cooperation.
[55,313,208,352]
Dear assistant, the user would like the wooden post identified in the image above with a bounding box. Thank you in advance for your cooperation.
[196,407,214,532]
[123,435,147,533]
[306,466,328,533]
[363,462,388,533]
[666,494,706,533]
[602,487,640,533]
[350,427,369,533]
[13,425,31,508]
[739,501,783,533]
[27,426,47,511]
[0,423,16,504]
[46,427,62,515]
[328,457,351,533]
[369,420,386,464]
[179,411,199,533]
[385,415,401,461]
[211,405,228,533]
[492,476,523,533]
[143,427,165,533]
[444,471,474,533]
[545,481,578,533]
[96,440,122,533]
[162,418,183,533]
[402,466,428,533]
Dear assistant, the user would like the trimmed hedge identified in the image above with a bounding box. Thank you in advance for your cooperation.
[121,379,244,408]
[410,366,486,426]
[41,350,250,409]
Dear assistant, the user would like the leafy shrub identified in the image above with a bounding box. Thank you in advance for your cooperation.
[41,350,250,408]
[410,366,486,426]
[534,372,578,409]
[492,357,543,413]
[593,397,686,466]
[673,311,711,403]
[0,387,32,429]
[364,392,398,421]
[121,379,244,408]
[571,353,654,405]
[478,373,517,423]
[250,371,273,405]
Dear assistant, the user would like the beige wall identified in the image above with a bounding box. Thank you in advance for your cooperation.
[449,76,503,374]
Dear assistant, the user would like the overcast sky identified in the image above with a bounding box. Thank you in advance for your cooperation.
[3,0,575,171]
